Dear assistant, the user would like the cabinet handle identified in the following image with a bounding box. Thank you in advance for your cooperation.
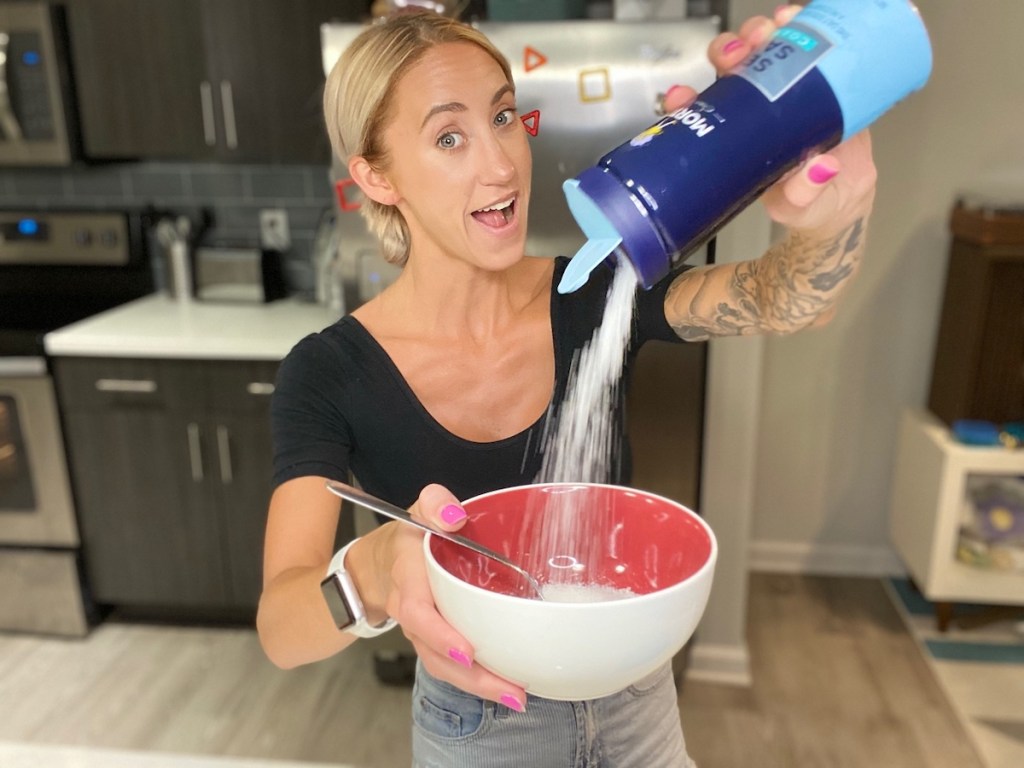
[200,81,216,146]
[246,382,275,396]
[95,378,157,394]
[220,80,238,150]
[187,422,204,482]
[216,425,233,485]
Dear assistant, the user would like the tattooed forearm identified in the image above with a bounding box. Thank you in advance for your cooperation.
[664,217,867,340]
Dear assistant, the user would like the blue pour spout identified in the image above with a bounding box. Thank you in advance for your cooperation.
[557,179,622,294]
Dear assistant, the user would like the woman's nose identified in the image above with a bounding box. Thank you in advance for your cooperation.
[480,135,516,184]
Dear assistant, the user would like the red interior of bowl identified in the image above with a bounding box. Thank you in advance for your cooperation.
[429,484,712,598]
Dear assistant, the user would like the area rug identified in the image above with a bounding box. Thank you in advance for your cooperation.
[885,578,1024,768]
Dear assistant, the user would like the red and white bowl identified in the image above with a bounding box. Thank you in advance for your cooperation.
[424,482,717,700]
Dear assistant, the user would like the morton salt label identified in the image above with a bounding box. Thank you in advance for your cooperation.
[735,22,835,102]
[558,0,932,295]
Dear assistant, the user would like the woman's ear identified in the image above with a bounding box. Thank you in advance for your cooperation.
[348,156,400,206]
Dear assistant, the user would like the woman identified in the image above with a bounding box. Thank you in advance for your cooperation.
[257,6,875,766]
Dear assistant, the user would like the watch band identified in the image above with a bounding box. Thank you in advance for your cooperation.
[321,538,397,638]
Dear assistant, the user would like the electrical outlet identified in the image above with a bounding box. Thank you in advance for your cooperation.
[259,209,291,251]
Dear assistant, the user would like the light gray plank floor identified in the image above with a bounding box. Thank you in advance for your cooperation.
[0,575,985,768]
[680,574,986,767]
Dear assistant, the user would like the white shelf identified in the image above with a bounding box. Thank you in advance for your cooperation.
[889,408,1024,605]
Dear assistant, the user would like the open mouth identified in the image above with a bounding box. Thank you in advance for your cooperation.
[471,196,516,229]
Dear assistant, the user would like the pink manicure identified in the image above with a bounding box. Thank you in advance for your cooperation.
[808,163,838,185]
[665,84,686,102]
[441,504,467,524]
[448,648,472,668]
[500,693,525,713]
[723,39,744,55]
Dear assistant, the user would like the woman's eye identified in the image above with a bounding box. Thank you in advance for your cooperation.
[495,108,516,127]
[437,132,464,149]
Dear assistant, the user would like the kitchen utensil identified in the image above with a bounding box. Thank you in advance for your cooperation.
[324,480,545,600]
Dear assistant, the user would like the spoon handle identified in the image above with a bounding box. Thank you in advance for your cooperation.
[324,481,543,599]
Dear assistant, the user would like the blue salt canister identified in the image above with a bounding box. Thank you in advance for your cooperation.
[558,0,933,294]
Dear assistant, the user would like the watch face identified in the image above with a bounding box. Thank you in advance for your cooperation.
[321,575,356,630]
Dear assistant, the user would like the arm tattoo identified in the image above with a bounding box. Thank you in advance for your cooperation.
[665,217,866,341]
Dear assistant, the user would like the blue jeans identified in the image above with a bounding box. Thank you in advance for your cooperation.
[411,661,696,768]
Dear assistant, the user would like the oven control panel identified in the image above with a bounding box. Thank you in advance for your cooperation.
[0,211,130,266]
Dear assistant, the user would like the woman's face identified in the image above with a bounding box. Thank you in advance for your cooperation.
[379,41,532,272]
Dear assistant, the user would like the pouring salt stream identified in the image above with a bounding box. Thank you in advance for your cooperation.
[522,255,641,603]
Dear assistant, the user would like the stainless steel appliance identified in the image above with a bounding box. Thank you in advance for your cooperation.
[0,1,77,165]
[0,209,153,635]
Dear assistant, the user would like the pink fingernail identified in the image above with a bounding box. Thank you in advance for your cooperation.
[723,39,744,55]
[808,163,838,185]
[666,84,686,101]
[500,693,525,713]
[448,648,472,668]
[441,504,466,524]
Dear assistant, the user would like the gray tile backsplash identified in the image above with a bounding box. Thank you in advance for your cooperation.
[0,162,335,296]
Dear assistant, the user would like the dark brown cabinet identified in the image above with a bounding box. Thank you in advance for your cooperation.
[53,357,278,613]
[66,0,367,163]
[928,204,1024,425]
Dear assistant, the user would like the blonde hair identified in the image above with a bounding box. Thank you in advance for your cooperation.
[324,11,514,266]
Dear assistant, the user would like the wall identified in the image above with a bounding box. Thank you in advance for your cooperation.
[0,162,334,297]
[748,0,1024,574]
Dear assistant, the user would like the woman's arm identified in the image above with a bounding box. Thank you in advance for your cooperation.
[256,477,530,709]
[257,476,365,668]
[663,206,869,341]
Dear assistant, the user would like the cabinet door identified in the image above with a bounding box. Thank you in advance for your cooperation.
[200,0,361,163]
[62,407,229,607]
[55,358,230,607]
[67,0,213,160]
[204,361,278,606]
[210,412,273,607]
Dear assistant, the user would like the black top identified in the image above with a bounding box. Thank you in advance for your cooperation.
[271,257,687,508]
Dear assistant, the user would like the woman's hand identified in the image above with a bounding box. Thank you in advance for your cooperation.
[380,483,528,712]
[661,4,877,237]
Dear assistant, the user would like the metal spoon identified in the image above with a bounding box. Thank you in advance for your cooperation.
[325,481,545,600]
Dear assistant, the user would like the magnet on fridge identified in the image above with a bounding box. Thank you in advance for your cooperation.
[524,46,548,73]
[334,178,362,212]
[578,67,612,103]
[521,110,540,137]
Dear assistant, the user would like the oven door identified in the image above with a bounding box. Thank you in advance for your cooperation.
[0,357,77,546]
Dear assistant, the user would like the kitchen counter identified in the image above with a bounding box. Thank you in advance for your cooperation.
[44,294,341,360]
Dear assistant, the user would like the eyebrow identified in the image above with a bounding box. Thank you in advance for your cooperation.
[420,84,515,131]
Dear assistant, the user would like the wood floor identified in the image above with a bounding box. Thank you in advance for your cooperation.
[679,574,985,768]
[0,574,985,768]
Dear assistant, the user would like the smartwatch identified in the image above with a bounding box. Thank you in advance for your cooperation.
[320,538,397,638]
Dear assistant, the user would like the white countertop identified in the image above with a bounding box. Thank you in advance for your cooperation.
[44,294,341,360]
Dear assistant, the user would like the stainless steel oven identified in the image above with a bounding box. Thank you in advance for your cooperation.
[0,209,154,635]
[0,356,87,635]
[0,0,77,166]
